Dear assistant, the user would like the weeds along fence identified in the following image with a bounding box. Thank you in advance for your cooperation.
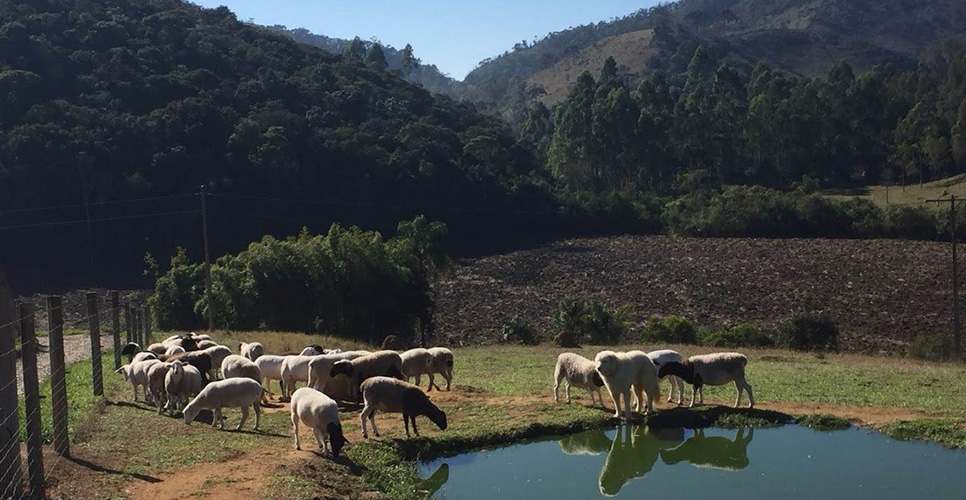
[0,276,153,499]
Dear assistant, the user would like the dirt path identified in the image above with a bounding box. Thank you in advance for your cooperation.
[14,333,116,395]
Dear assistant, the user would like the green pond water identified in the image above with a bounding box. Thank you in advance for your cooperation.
[417,425,966,499]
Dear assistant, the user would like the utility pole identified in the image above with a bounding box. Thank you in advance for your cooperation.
[200,185,215,331]
[928,195,963,358]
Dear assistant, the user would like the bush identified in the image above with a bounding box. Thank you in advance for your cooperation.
[907,333,956,361]
[779,313,839,351]
[702,324,776,348]
[640,315,699,344]
[150,218,443,341]
[551,295,631,346]
[501,315,539,345]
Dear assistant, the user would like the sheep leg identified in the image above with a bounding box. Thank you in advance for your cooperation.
[292,413,301,450]
[411,415,419,437]
[565,381,572,403]
[689,385,698,408]
[237,405,249,431]
[313,427,325,450]
[369,410,380,437]
[444,369,452,391]
[733,380,743,408]
[253,402,261,431]
[739,380,755,408]
[404,414,411,437]
[428,373,440,392]
[215,407,224,430]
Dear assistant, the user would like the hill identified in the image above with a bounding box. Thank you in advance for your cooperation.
[465,0,966,107]
[0,0,553,291]
[435,235,952,353]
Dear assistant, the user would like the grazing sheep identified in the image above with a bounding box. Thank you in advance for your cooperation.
[255,355,287,395]
[239,342,265,362]
[280,355,320,400]
[147,362,174,414]
[195,339,218,350]
[299,345,324,356]
[164,361,204,416]
[426,347,454,391]
[657,352,754,408]
[359,377,447,438]
[330,351,405,401]
[594,350,660,420]
[646,349,686,405]
[553,353,605,407]
[183,378,263,431]
[201,345,232,376]
[159,351,213,383]
[290,387,346,457]
[163,335,200,352]
[165,345,186,356]
[221,355,262,382]
[146,343,168,355]
[400,348,434,388]
[306,351,371,393]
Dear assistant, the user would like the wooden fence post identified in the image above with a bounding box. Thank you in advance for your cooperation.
[111,291,121,370]
[143,303,152,344]
[87,292,103,396]
[0,272,23,499]
[46,296,70,457]
[20,302,45,499]
[125,302,133,345]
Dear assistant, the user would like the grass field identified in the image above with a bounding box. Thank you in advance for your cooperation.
[823,174,966,207]
[27,334,966,499]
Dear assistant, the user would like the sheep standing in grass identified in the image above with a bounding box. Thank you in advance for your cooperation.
[165,345,186,356]
[646,349,685,405]
[221,355,262,382]
[116,358,159,402]
[147,362,174,414]
[290,387,346,458]
[595,350,660,420]
[201,345,232,377]
[426,347,454,391]
[400,348,434,388]
[306,351,371,393]
[281,355,321,400]
[159,351,213,383]
[359,377,447,438]
[163,361,204,416]
[657,352,754,408]
[239,342,265,362]
[183,378,263,431]
[330,351,405,401]
[255,355,287,396]
[553,353,606,407]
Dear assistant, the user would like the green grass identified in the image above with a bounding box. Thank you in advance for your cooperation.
[879,420,966,449]
[822,173,966,208]
[798,413,852,431]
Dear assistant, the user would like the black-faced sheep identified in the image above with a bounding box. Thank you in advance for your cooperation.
[553,352,605,407]
[359,376,447,438]
[290,387,346,458]
[330,351,405,401]
[646,349,685,405]
[657,352,754,408]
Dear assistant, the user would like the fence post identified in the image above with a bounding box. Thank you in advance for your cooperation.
[46,296,70,457]
[143,303,152,345]
[125,302,133,345]
[0,272,23,499]
[133,307,142,347]
[87,292,103,396]
[20,302,45,499]
[111,292,121,370]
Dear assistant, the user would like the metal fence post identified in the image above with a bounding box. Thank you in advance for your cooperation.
[19,302,45,499]
[87,292,103,396]
[46,296,69,457]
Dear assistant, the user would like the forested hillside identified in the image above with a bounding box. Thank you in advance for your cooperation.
[0,0,556,290]
[465,0,966,115]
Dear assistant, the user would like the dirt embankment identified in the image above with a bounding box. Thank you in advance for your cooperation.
[434,235,952,352]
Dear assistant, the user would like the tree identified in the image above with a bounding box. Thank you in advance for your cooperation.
[400,43,420,75]
[365,43,388,70]
[342,36,366,60]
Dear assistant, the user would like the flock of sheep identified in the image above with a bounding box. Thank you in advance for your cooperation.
[554,349,754,420]
[116,334,455,458]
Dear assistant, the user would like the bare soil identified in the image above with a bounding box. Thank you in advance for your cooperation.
[435,235,952,353]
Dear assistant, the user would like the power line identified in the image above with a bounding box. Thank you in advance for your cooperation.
[0,194,198,216]
[0,210,200,232]
[210,192,557,216]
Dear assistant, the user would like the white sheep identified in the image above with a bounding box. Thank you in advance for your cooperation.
[239,342,265,361]
[147,362,174,414]
[299,345,324,356]
[595,350,660,420]
[399,348,434,388]
[553,352,605,407]
[165,345,186,356]
[117,358,160,403]
[280,355,320,400]
[306,351,371,393]
[163,334,182,344]
[290,387,346,458]
[359,377,448,438]
[146,343,168,355]
[183,378,263,431]
[255,354,288,395]
[163,361,204,416]
[657,352,754,408]
[426,347,454,391]
[221,355,262,382]
[647,349,686,405]
[201,345,232,377]
[330,351,405,401]
[190,333,212,342]
[132,351,157,363]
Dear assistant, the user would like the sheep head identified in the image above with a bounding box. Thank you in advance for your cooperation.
[328,422,346,458]
[427,404,447,431]
[384,364,406,380]
[330,360,353,378]
[657,361,694,383]
[183,400,201,425]
[592,371,605,387]
[181,335,199,352]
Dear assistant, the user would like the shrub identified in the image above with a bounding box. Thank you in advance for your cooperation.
[501,315,539,345]
[779,312,839,351]
[798,413,851,431]
[907,333,956,361]
[702,324,775,348]
[640,315,699,345]
[551,295,631,346]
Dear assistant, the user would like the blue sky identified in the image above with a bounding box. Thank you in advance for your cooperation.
[190,1,661,80]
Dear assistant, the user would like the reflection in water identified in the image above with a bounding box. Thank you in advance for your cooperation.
[418,463,449,499]
[598,426,685,496]
[559,429,612,456]
[661,427,754,471]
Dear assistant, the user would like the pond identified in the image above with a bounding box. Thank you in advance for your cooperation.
[417,425,966,499]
